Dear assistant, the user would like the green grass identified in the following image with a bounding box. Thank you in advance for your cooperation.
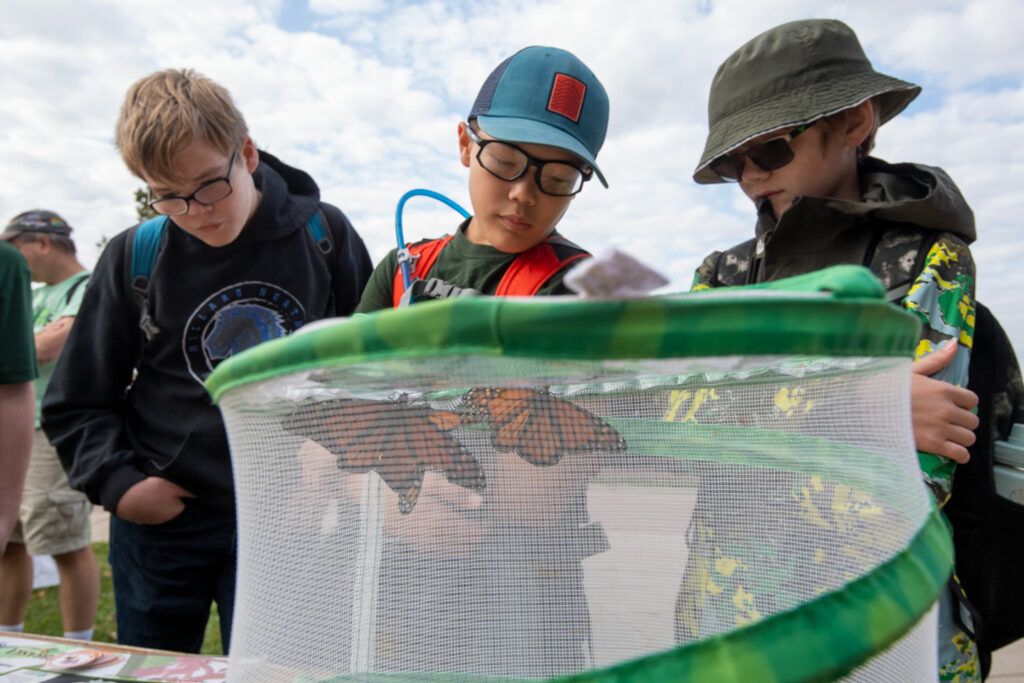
[22,542,224,655]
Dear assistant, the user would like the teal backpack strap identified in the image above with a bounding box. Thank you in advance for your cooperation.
[306,206,333,256]
[124,215,170,342]
[306,205,340,314]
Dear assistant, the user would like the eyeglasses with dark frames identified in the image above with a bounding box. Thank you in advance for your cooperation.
[465,125,591,197]
[148,147,240,216]
[709,121,817,182]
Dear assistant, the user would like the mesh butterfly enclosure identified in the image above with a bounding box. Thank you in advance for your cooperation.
[207,266,951,682]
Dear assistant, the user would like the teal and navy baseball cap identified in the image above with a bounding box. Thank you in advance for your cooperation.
[469,46,609,187]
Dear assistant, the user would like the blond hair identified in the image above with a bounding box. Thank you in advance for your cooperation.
[115,68,248,185]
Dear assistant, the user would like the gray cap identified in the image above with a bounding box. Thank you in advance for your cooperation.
[1,209,73,241]
[694,19,921,184]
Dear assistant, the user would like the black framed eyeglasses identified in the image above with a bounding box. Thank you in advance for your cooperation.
[148,147,239,216]
[466,125,591,197]
[709,121,817,182]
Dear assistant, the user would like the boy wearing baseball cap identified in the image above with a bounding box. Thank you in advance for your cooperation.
[686,19,986,679]
[355,45,609,312]
[352,47,609,677]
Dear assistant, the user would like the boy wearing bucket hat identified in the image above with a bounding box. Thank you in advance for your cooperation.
[354,45,609,312]
[687,19,983,680]
[693,18,979,468]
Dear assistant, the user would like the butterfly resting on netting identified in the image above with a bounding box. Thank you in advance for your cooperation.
[282,397,485,514]
[461,387,628,466]
[283,389,628,514]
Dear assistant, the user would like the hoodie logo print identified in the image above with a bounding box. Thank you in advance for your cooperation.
[182,280,306,384]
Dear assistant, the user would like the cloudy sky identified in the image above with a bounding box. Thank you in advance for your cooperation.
[2,0,1022,345]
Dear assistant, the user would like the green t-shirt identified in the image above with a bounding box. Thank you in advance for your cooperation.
[355,220,576,313]
[32,270,89,425]
[0,240,37,384]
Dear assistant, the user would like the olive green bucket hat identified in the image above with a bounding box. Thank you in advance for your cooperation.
[693,19,921,184]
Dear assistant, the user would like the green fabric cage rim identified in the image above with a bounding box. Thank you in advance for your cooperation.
[206,266,920,402]
[298,507,950,683]
[562,506,951,683]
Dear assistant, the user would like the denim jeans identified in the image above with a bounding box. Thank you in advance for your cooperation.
[108,498,236,653]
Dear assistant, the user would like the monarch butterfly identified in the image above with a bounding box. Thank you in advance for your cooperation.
[282,397,485,514]
[461,387,627,466]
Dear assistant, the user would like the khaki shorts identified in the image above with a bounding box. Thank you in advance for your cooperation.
[9,429,92,556]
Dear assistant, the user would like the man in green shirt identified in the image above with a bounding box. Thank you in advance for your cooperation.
[0,240,35,556]
[0,210,99,641]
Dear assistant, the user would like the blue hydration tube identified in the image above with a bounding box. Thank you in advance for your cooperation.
[395,189,471,291]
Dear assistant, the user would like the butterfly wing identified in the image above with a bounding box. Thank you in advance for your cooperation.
[543,392,628,455]
[399,406,486,493]
[283,398,484,513]
[283,398,391,471]
[427,409,481,431]
[463,387,627,466]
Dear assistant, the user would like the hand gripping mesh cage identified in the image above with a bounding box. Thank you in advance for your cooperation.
[206,266,952,682]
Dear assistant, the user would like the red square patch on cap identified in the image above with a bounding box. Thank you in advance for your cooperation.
[547,73,586,123]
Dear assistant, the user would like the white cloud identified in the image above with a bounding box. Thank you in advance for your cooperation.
[865,0,1024,86]
[0,0,1021,345]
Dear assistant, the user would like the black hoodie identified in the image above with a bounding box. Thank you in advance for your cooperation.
[42,151,372,512]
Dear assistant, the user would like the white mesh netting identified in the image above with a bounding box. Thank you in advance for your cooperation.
[217,353,936,681]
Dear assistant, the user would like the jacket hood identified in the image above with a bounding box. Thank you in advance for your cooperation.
[756,157,976,244]
[235,150,321,244]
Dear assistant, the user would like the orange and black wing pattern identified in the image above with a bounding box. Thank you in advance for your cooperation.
[283,398,484,514]
[461,387,627,466]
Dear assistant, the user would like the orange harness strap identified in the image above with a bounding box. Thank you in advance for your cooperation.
[392,234,590,307]
[494,241,590,296]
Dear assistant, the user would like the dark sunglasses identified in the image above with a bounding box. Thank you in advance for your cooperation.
[709,121,817,181]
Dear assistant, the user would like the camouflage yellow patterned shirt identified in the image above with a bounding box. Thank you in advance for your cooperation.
[691,158,977,504]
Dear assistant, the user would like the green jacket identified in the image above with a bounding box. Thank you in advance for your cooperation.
[692,157,978,502]
[693,157,976,372]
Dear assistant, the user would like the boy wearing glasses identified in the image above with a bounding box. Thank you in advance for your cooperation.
[685,19,985,680]
[349,47,608,676]
[355,45,608,312]
[42,68,372,652]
